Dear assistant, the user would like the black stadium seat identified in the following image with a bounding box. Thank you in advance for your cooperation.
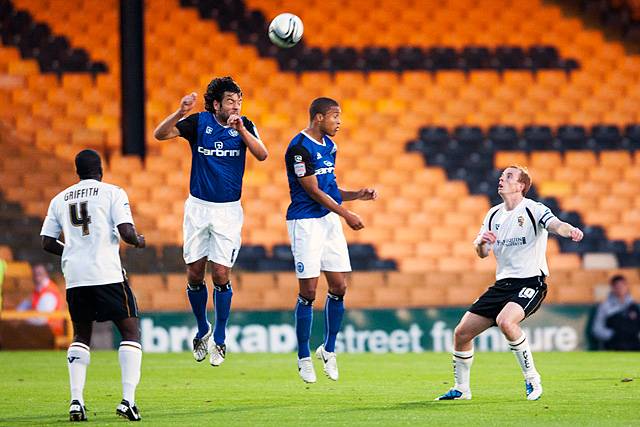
[523,125,554,151]
[557,125,587,150]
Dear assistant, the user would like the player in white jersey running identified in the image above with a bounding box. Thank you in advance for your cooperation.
[435,165,583,402]
[40,150,146,421]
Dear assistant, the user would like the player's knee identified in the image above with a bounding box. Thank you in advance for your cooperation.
[186,267,205,283]
[453,324,473,344]
[496,317,518,336]
[212,267,230,285]
[328,282,347,296]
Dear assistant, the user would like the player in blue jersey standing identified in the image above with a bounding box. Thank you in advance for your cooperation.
[285,97,377,383]
[154,77,268,366]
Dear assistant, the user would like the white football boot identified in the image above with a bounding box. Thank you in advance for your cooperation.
[192,324,211,362]
[298,357,317,383]
[525,376,543,401]
[315,345,338,381]
[209,342,226,367]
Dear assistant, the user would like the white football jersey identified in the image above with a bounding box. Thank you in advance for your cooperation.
[40,179,134,288]
[474,198,557,281]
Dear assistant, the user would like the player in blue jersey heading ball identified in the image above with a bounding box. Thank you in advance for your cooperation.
[154,77,268,366]
[285,97,377,383]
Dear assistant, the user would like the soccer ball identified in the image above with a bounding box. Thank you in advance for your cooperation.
[268,13,304,48]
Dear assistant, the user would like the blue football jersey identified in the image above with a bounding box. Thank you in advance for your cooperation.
[176,112,257,203]
[285,131,342,220]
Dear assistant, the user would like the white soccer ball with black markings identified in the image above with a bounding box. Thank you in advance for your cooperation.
[268,13,304,48]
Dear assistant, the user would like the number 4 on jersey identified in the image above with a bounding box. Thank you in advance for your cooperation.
[69,202,92,236]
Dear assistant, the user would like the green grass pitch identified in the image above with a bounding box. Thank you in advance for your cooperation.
[0,351,637,426]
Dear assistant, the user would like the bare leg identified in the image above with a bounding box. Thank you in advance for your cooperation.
[497,302,540,383]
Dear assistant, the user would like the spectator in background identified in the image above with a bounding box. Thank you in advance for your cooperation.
[592,275,640,351]
[17,264,63,335]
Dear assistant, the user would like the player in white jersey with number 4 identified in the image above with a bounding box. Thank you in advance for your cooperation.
[435,165,583,402]
[40,150,146,422]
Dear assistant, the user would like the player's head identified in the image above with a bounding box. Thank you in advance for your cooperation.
[31,263,50,289]
[309,97,341,137]
[75,149,103,180]
[610,274,629,299]
[204,76,242,122]
[498,165,531,198]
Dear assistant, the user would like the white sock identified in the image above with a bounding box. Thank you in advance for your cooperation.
[508,334,539,380]
[452,349,474,392]
[67,342,90,405]
[119,341,142,405]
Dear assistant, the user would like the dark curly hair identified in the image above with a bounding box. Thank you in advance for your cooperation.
[204,76,242,113]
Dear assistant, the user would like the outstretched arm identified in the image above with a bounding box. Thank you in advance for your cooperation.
[154,92,197,140]
[547,218,583,241]
[298,175,364,230]
[339,188,377,202]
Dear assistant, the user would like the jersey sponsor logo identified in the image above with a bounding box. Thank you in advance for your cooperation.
[205,126,213,134]
[316,152,322,159]
[228,128,239,137]
[198,142,241,157]
[296,262,304,273]
[294,162,306,177]
[315,166,335,175]
[518,215,524,227]
[495,237,526,247]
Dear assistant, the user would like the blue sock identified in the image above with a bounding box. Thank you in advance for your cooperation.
[323,292,345,353]
[186,282,209,339]
[295,295,313,359]
[213,282,233,345]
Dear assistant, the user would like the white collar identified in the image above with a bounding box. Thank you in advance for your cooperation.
[301,130,326,146]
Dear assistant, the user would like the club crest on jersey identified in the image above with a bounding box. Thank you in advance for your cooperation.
[518,215,524,227]
[228,128,239,137]
[323,160,333,167]
[205,126,213,134]
[316,152,322,159]
[294,155,302,162]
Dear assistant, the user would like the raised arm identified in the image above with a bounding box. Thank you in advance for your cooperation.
[153,92,197,140]
[227,115,268,161]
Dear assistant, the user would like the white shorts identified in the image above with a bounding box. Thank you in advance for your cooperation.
[183,195,243,267]
[286,212,352,279]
